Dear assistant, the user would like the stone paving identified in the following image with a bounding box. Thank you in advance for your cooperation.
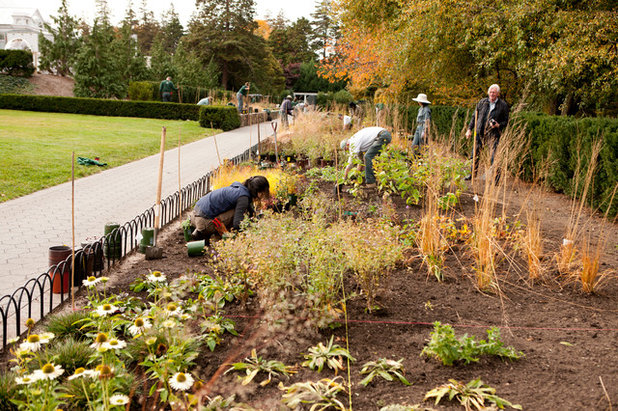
[0,121,276,298]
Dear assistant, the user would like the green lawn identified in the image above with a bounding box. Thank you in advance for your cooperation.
[0,109,215,202]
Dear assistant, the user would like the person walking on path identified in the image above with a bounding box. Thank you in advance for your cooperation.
[159,76,178,102]
[190,176,270,242]
[465,84,510,181]
[411,93,431,151]
[280,95,293,128]
[340,127,392,187]
[237,82,250,113]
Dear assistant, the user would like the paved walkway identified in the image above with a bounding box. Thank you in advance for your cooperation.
[0,121,276,297]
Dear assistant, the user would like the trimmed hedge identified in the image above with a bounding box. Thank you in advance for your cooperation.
[0,94,200,120]
[199,106,240,131]
[0,94,242,131]
[0,50,34,77]
[128,81,235,104]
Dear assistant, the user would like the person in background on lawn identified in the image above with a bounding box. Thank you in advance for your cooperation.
[280,95,294,128]
[465,84,510,181]
[411,93,431,151]
[190,176,270,241]
[236,82,250,112]
[159,76,177,102]
[340,127,392,188]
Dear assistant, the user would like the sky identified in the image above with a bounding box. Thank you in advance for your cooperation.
[5,0,317,26]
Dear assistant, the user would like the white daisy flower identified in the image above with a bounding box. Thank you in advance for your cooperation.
[67,367,99,380]
[164,303,181,317]
[15,374,39,385]
[169,372,194,391]
[146,271,166,282]
[34,363,64,380]
[90,332,109,349]
[109,394,130,405]
[8,337,19,344]
[19,334,43,352]
[104,338,127,350]
[128,317,152,336]
[39,332,55,343]
[145,337,157,346]
[83,276,100,287]
[99,276,109,283]
[96,303,118,317]
[162,319,177,329]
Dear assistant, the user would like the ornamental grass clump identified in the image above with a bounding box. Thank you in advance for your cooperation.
[289,110,350,162]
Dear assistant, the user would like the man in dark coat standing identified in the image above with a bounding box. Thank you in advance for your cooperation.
[465,84,509,181]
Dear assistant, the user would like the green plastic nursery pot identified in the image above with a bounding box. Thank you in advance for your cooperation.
[103,223,122,259]
[187,240,206,257]
[139,227,155,253]
[183,227,192,242]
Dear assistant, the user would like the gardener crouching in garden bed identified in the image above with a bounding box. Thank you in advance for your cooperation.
[190,176,270,242]
[340,127,392,188]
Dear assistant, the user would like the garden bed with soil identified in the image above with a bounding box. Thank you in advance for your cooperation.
[99,175,618,410]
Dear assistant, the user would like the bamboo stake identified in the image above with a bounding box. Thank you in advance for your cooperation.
[178,129,182,220]
[154,127,166,244]
[472,109,478,186]
[272,121,279,164]
[71,152,75,310]
[248,113,252,161]
[257,115,261,159]
[211,122,222,166]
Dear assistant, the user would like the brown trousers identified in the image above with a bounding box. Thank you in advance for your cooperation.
[190,208,235,240]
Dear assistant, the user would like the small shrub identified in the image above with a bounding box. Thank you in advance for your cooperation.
[198,105,240,131]
[0,50,35,77]
[128,81,156,101]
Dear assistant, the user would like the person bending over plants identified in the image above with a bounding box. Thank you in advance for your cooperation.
[190,176,270,241]
[340,127,392,188]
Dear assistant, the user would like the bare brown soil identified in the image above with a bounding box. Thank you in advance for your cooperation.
[101,173,618,410]
[28,73,74,96]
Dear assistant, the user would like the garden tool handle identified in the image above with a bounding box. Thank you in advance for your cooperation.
[213,218,228,234]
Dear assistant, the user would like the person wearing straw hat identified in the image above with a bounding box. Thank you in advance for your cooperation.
[411,93,432,150]
[190,176,270,241]
[464,84,510,181]
[340,127,392,188]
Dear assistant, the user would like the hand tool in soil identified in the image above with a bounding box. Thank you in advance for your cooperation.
[213,218,228,235]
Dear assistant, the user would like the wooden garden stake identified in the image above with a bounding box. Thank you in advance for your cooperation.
[71,151,75,310]
[211,122,222,166]
[472,109,478,186]
[178,129,182,220]
[154,127,166,245]
[257,116,261,159]
[272,121,279,164]
[248,113,252,161]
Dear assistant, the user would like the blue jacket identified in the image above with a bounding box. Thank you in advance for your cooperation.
[194,182,251,219]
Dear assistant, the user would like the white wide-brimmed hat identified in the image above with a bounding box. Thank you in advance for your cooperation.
[412,93,431,104]
[340,138,349,150]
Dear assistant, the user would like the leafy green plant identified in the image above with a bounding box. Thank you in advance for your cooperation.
[201,313,239,351]
[226,349,295,386]
[0,371,18,411]
[424,378,522,410]
[421,322,523,366]
[302,336,356,373]
[279,377,347,410]
[359,358,411,386]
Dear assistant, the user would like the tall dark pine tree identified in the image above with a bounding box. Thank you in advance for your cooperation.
[160,5,184,53]
[38,0,82,76]
[135,0,160,54]
[311,0,334,60]
[186,0,258,89]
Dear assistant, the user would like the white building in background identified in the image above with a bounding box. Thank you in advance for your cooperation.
[0,8,52,70]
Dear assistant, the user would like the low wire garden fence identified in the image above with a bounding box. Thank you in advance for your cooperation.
[0,146,256,350]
